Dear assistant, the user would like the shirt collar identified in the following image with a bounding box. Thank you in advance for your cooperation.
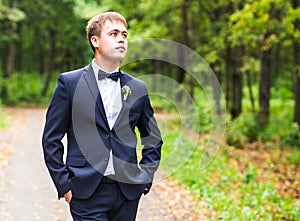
[92,59,119,76]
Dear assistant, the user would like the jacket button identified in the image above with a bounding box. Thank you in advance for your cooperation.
[109,133,113,138]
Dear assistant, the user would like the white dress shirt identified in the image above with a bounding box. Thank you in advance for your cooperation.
[92,60,122,176]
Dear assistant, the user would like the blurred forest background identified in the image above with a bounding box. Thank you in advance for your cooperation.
[0,0,300,219]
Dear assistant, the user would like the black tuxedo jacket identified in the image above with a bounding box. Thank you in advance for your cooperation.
[42,64,162,200]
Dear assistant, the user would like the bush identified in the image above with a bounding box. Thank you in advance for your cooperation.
[226,112,260,148]
[226,98,300,149]
[282,123,300,148]
[0,72,56,106]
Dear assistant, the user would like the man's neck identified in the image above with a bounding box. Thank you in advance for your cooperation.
[94,56,120,73]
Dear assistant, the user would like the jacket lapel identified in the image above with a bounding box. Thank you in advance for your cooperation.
[82,64,109,129]
[119,71,131,103]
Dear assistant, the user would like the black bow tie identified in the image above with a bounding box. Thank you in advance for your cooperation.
[98,69,121,82]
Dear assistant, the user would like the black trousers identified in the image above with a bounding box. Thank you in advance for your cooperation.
[69,182,141,221]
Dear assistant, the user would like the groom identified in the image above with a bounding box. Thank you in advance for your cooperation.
[42,12,162,221]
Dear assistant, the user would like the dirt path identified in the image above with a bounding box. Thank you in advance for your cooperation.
[0,109,72,220]
[0,108,206,221]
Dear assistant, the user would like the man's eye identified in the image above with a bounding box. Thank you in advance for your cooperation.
[122,33,128,38]
[110,31,118,37]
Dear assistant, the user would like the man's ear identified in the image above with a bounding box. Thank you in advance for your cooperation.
[90,36,100,48]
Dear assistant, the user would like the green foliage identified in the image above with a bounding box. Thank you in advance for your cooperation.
[0,2,26,47]
[282,123,300,148]
[227,87,299,149]
[0,3,25,22]
[287,148,300,164]
[161,126,300,220]
[149,94,177,113]
[229,0,287,49]
[227,113,260,148]
[0,108,10,129]
[259,98,295,143]
[190,87,213,134]
[0,98,10,129]
[0,0,298,149]
[73,0,100,19]
[1,72,55,106]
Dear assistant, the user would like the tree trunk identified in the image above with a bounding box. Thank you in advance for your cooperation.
[292,0,300,127]
[225,44,244,119]
[246,71,255,112]
[225,46,232,114]
[231,45,245,118]
[6,0,18,78]
[176,0,189,102]
[258,45,272,127]
[15,23,23,72]
[293,55,300,127]
[7,31,16,78]
[225,2,245,119]
[257,3,276,127]
[0,44,9,102]
[37,27,45,74]
[213,67,222,115]
[1,44,9,78]
[41,29,56,97]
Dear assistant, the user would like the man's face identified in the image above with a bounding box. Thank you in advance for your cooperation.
[96,20,128,62]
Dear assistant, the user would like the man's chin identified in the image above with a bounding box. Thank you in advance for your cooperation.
[113,54,127,62]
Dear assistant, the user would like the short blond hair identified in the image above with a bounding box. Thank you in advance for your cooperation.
[86,12,127,52]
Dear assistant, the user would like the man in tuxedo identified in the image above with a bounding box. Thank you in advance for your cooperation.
[42,12,162,221]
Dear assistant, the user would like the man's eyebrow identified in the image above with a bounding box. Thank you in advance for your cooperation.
[109,29,127,33]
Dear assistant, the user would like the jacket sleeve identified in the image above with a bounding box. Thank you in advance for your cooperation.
[42,74,71,198]
[137,86,163,180]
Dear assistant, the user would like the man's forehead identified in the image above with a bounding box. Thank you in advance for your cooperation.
[103,20,127,31]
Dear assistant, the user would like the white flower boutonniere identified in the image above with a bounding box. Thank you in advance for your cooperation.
[121,85,132,101]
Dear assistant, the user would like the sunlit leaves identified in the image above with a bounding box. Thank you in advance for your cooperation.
[0,2,25,47]
[0,4,25,22]
[283,5,300,40]
[229,0,287,49]
[73,0,100,19]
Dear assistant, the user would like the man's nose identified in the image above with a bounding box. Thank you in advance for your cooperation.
[117,34,125,42]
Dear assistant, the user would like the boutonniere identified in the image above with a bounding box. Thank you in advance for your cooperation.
[121,85,132,101]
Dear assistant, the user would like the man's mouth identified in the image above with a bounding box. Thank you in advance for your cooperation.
[116,46,126,51]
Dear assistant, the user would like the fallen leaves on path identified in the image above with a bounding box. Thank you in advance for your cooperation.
[0,147,11,171]
[0,109,14,171]
[155,177,208,221]
[227,142,300,201]
[0,108,26,188]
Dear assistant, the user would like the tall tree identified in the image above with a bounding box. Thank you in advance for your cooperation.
[230,0,284,127]
[291,0,300,127]
[0,0,25,77]
[257,3,277,127]
[0,1,25,102]
[6,0,17,78]
[16,0,89,96]
[231,45,245,118]
[176,0,192,101]
[224,1,245,119]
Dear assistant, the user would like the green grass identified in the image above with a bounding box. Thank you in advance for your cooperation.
[0,109,11,129]
[158,119,300,220]
[150,84,299,219]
